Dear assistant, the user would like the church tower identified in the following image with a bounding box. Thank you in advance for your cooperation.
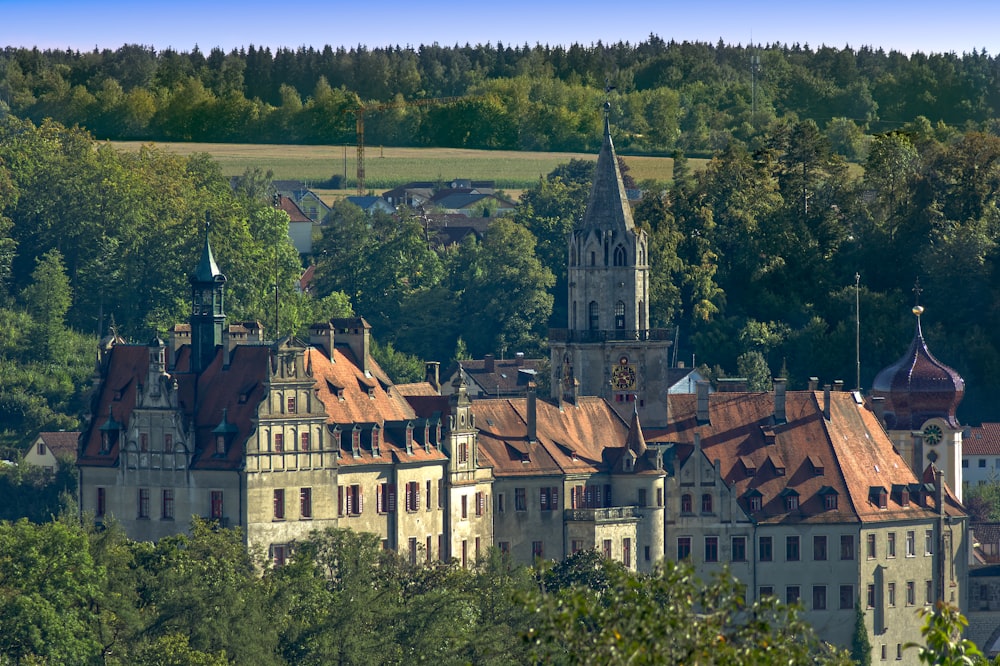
[871,302,965,501]
[189,228,227,374]
[549,107,672,425]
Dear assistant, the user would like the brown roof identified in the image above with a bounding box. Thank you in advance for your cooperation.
[451,356,545,396]
[35,432,80,460]
[647,391,964,524]
[471,396,660,478]
[275,195,312,223]
[395,382,440,397]
[965,424,1000,456]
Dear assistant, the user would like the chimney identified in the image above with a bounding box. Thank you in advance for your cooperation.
[221,325,231,367]
[696,380,710,424]
[424,361,440,393]
[484,353,495,373]
[935,469,945,517]
[871,396,886,424]
[569,378,579,406]
[808,377,819,391]
[823,384,832,420]
[331,317,370,375]
[527,381,537,443]
[773,378,787,424]
[833,379,845,392]
[515,351,524,366]
[309,322,335,361]
[665,392,672,424]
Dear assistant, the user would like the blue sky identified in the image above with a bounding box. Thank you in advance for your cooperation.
[1,0,998,56]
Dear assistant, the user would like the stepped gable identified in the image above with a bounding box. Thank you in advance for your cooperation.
[79,345,153,466]
[471,396,629,477]
[646,391,964,524]
[871,307,964,430]
[577,114,635,233]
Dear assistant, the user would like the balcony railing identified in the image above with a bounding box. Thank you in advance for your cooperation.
[549,328,674,344]
[564,506,638,522]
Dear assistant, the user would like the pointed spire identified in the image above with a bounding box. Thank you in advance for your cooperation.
[577,109,635,233]
[192,221,225,284]
[625,405,647,456]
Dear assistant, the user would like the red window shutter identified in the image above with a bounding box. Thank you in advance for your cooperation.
[377,484,384,513]
[345,487,352,515]
[415,482,421,509]
[338,486,344,516]
[357,486,363,513]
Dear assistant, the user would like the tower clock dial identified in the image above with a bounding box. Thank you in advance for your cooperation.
[922,423,943,446]
[611,356,636,390]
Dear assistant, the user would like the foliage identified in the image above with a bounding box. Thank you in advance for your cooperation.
[371,338,425,384]
[963,482,1000,522]
[851,605,873,666]
[904,601,984,665]
[526,559,851,665]
[0,459,77,523]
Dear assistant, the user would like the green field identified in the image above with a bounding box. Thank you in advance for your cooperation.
[112,142,697,195]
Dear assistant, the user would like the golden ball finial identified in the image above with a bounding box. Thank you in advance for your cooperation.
[912,305,925,317]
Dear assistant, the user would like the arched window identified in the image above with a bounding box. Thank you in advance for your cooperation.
[613,244,627,266]
[590,251,596,266]
[589,301,599,331]
[615,301,626,330]
[681,494,692,513]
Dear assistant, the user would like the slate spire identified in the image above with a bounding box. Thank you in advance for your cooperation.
[577,107,635,233]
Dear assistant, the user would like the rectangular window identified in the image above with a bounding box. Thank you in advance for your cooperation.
[211,490,223,520]
[677,536,691,560]
[887,532,896,558]
[813,585,827,610]
[897,644,902,660]
[437,479,444,509]
[426,480,432,510]
[882,645,887,661]
[300,488,312,519]
[840,585,854,610]
[165,433,172,449]
[475,491,485,516]
[705,536,719,562]
[656,487,663,507]
[475,536,480,560]
[458,440,468,464]
[702,493,713,513]
[300,431,310,451]
[344,484,362,515]
[906,530,915,557]
[603,539,612,559]
[571,539,584,554]
[287,396,296,413]
[273,432,284,453]
[498,541,510,554]
[786,535,800,561]
[888,582,896,607]
[96,487,106,518]
[461,494,468,519]
[732,536,747,562]
[406,481,420,513]
[814,535,828,561]
[376,483,397,514]
[273,544,286,567]
[867,584,876,609]
[867,533,877,559]
[515,487,527,511]
[161,489,174,520]
[532,541,543,559]
[980,458,987,468]
[759,536,773,562]
[496,493,506,514]
[138,488,150,519]
[140,433,148,452]
[926,580,933,605]
[623,538,632,568]
[786,586,800,605]
[841,535,855,560]
[760,586,774,599]
[638,488,647,507]
[427,536,433,563]
[408,537,418,565]
[37,442,46,455]
[273,489,285,520]
[925,529,934,555]
[645,545,651,561]
[906,581,915,606]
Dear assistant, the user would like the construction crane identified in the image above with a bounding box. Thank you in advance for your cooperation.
[348,96,477,195]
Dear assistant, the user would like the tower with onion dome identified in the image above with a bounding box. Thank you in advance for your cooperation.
[871,300,965,501]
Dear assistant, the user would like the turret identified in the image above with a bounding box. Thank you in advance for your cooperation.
[189,227,227,374]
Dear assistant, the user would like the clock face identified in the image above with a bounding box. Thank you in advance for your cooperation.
[923,424,943,446]
[611,358,636,390]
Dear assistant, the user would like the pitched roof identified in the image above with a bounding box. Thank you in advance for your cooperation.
[275,195,311,223]
[448,356,545,396]
[394,382,440,397]
[34,432,80,460]
[647,390,964,524]
[470,396,659,478]
[965,424,1000,456]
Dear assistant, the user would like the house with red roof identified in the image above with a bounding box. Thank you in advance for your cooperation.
[646,379,968,660]
[23,431,80,474]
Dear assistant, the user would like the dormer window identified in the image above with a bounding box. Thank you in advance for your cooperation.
[405,423,414,452]
[901,489,910,507]
[742,489,763,513]
[780,488,800,511]
[216,435,225,455]
[870,486,888,509]
[819,486,839,511]
[371,425,381,457]
[352,426,361,457]
[808,455,824,476]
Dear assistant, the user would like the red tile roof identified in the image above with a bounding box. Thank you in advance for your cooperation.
[647,391,964,524]
[35,432,80,460]
[965,424,1000,456]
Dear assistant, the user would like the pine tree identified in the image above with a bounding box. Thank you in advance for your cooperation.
[851,605,873,666]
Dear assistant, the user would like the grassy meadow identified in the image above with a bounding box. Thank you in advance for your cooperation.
[112,142,699,201]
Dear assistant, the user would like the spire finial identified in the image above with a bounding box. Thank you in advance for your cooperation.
[912,277,924,317]
[603,77,616,136]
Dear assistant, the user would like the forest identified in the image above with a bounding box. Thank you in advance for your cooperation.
[2,37,1000,157]
[2,35,1000,446]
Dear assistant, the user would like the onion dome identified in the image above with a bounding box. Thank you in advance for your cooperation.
[871,305,964,429]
